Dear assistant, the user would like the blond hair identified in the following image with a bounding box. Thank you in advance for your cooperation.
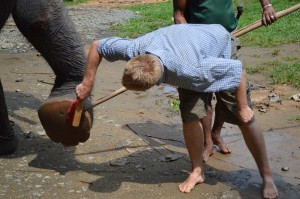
[122,54,162,91]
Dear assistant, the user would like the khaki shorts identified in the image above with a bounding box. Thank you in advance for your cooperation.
[179,85,254,125]
[178,88,208,122]
[178,35,255,125]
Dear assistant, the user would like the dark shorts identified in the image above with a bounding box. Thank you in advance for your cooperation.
[178,85,254,125]
[178,36,255,125]
[178,88,208,122]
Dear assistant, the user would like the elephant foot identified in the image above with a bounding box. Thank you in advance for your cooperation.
[0,122,18,155]
[38,94,93,146]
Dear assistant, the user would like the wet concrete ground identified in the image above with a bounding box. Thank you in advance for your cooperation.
[0,50,299,198]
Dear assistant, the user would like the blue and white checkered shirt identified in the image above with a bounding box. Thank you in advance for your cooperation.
[98,24,242,92]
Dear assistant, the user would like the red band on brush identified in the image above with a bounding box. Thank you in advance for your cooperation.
[66,99,79,124]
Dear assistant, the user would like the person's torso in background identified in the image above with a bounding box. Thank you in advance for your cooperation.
[185,0,237,32]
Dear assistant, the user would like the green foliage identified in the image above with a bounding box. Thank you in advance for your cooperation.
[269,61,300,88]
[168,99,180,112]
[251,59,300,88]
[283,56,298,62]
[246,58,300,88]
[271,49,280,57]
[64,0,91,6]
[154,99,163,107]
[289,115,300,121]
[245,65,266,74]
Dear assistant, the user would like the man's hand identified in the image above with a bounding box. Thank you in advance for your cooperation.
[262,4,277,26]
[238,106,254,124]
[76,81,93,101]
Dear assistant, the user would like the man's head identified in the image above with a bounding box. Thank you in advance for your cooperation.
[122,54,162,91]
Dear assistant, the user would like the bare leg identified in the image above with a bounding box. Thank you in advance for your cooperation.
[179,120,205,193]
[211,110,231,154]
[239,122,278,199]
[202,105,215,162]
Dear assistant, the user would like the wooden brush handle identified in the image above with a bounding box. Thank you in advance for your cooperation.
[72,99,85,127]
[92,86,127,107]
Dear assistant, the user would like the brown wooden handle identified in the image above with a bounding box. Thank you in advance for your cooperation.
[232,3,300,37]
[72,99,85,127]
[92,86,127,107]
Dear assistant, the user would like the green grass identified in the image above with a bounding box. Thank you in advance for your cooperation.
[269,61,300,88]
[112,1,174,38]
[168,99,180,112]
[245,65,266,74]
[64,0,92,6]
[247,59,300,88]
[289,115,300,121]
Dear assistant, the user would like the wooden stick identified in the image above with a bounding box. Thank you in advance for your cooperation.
[72,99,85,127]
[92,86,127,107]
[232,3,300,37]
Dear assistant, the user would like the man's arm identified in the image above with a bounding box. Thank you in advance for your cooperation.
[259,0,277,26]
[234,72,254,124]
[173,0,188,24]
[76,40,102,101]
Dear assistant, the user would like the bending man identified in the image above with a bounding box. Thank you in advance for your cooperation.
[76,24,277,198]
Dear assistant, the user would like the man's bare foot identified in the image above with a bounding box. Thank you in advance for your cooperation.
[178,171,205,193]
[263,177,278,199]
[203,145,215,162]
[212,133,231,154]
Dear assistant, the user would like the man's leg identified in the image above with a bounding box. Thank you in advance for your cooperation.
[211,109,231,154]
[216,86,278,198]
[179,120,205,193]
[203,92,232,162]
[202,104,216,162]
[178,88,207,193]
[239,122,278,199]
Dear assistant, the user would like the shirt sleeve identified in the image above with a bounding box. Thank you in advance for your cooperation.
[97,37,138,62]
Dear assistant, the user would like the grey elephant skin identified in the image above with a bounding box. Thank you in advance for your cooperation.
[0,0,93,155]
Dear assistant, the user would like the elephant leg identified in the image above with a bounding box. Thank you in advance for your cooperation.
[0,0,18,155]
[12,0,85,89]
[0,0,17,30]
[0,80,18,155]
[11,0,93,146]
